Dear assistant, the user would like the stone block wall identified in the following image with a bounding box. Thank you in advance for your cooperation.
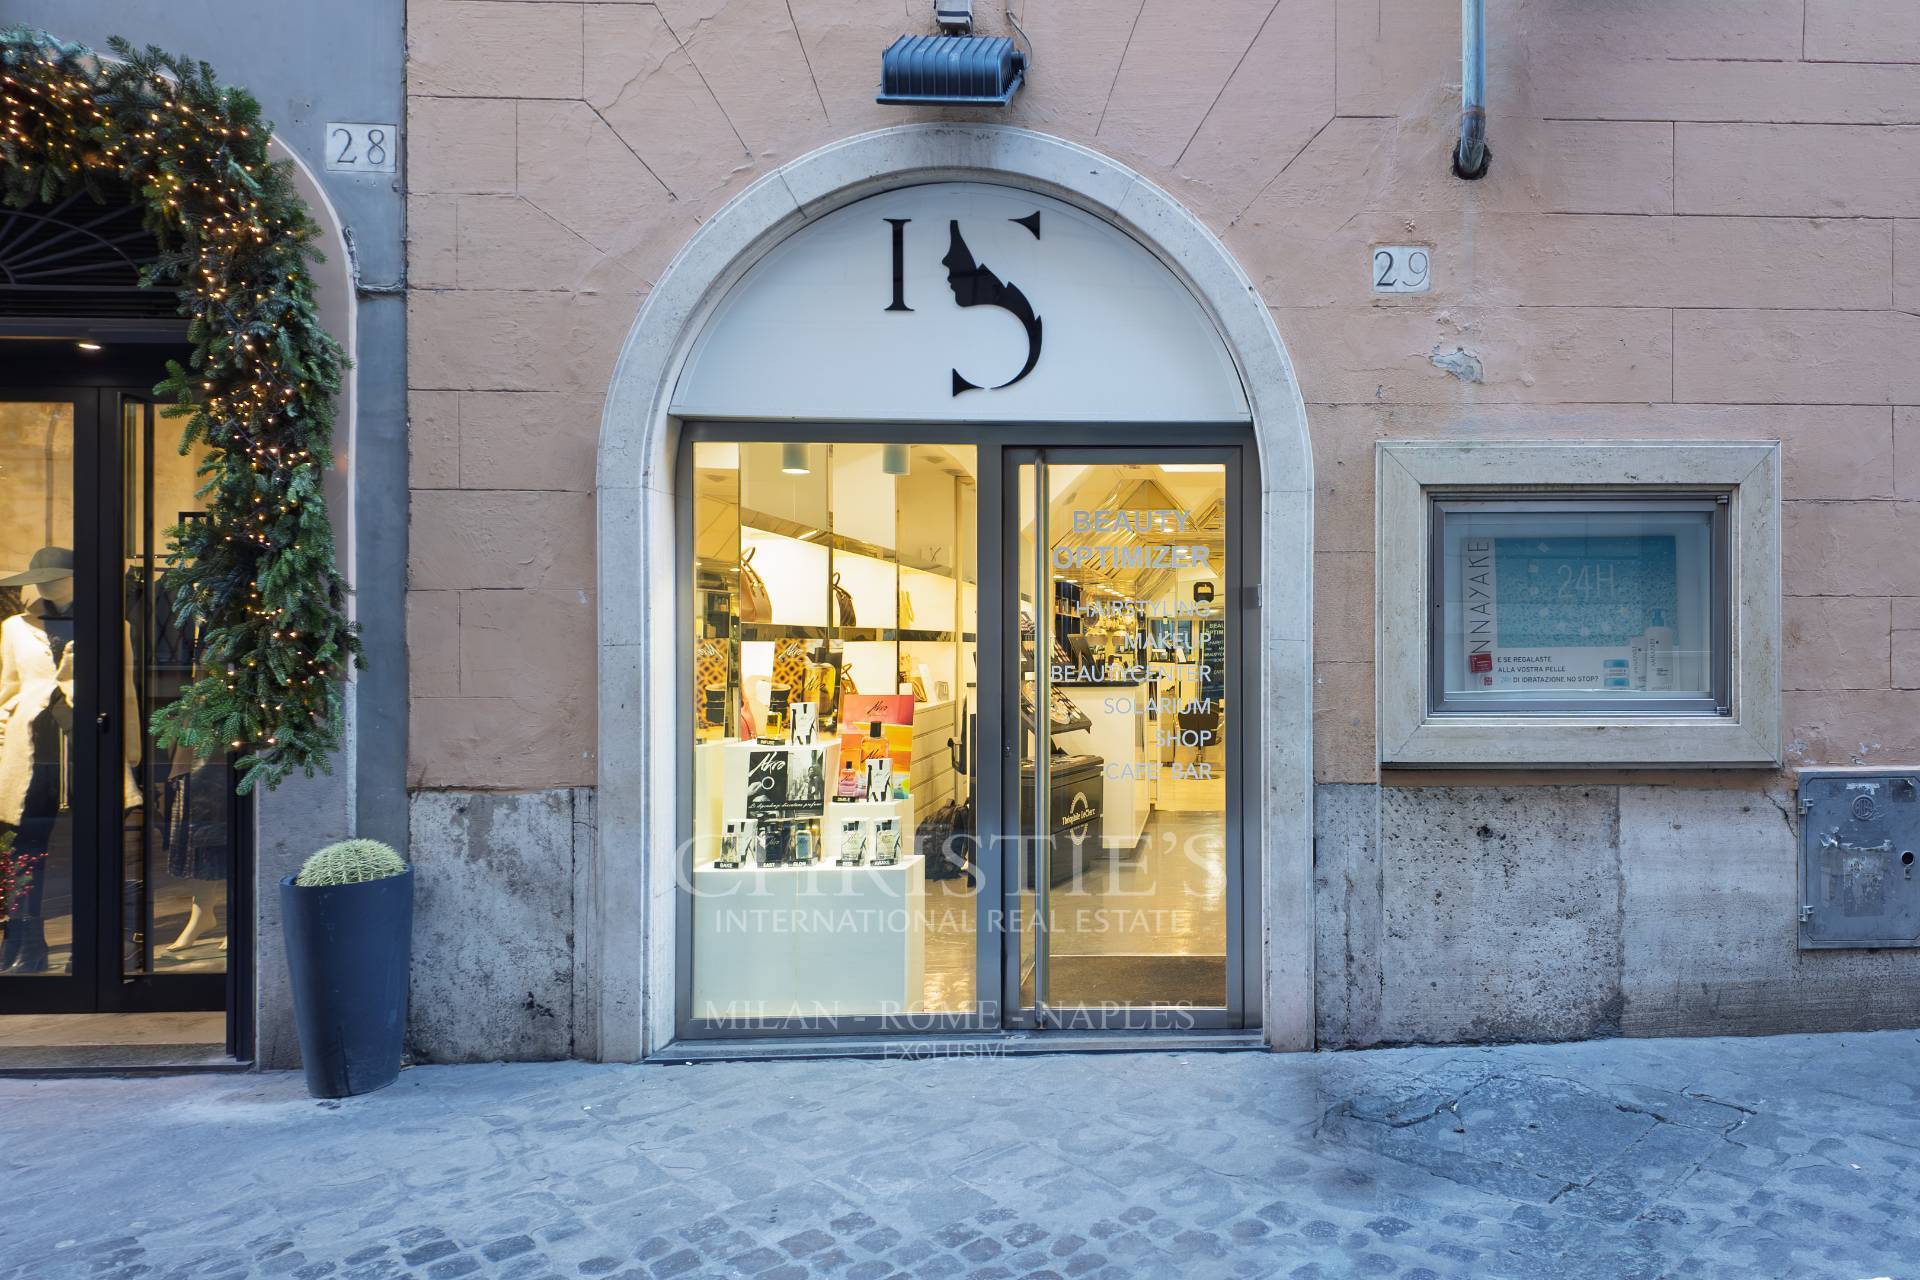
[407,788,596,1061]
[1314,782,1920,1048]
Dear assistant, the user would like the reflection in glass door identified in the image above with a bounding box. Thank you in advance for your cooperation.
[121,396,234,988]
[1011,452,1241,1029]
[0,388,233,1016]
[0,400,79,986]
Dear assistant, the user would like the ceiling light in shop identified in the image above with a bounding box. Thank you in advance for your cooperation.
[781,442,811,475]
[882,444,910,475]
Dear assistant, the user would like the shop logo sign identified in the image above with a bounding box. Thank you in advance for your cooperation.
[885,211,1044,396]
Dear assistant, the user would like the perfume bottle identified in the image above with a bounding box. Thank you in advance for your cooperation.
[835,755,863,801]
[873,819,900,866]
[760,684,791,743]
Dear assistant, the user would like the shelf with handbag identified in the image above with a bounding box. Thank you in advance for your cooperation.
[739,506,956,578]
[737,623,969,644]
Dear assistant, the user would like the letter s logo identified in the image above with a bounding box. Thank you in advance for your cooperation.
[884,210,1045,396]
[941,214,1043,395]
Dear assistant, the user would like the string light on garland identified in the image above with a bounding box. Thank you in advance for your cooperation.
[2,29,361,793]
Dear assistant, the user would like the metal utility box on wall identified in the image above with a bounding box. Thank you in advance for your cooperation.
[1798,771,1920,949]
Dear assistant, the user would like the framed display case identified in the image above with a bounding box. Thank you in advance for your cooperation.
[1377,440,1781,768]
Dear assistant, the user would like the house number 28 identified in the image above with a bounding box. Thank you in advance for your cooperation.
[324,122,398,175]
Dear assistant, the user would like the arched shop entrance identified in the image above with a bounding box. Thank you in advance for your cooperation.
[594,127,1312,1058]
[0,188,241,1029]
[0,138,357,1066]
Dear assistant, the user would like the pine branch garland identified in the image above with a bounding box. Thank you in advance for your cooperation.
[1,28,361,792]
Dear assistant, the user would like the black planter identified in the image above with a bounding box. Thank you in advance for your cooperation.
[280,868,413,1098]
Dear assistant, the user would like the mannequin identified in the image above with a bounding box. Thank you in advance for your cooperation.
[0,547,153,972]
[161,738,228,954]
[0,547,77,974]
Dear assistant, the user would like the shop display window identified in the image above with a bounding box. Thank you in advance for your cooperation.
[689,441,978,1022]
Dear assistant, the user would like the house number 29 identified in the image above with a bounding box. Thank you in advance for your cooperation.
[1371,246,1431,294]
[324,122,398,175]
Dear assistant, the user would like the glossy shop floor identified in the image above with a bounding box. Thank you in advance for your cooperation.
[922,771,1229,1012]
[1,891,231,1069]
[0,1011,228,1070]
[4,1029,1913,1279]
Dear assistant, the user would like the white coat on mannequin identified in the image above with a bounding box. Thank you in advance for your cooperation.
[0,593,141,828]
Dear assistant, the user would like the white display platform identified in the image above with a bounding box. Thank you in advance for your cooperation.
[690,855,926,1019]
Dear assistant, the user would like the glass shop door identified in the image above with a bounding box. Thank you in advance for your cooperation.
[0,386,233,1016]
[1004,448,1250,1031]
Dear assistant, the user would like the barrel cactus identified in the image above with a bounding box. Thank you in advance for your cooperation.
[296,839,407,887]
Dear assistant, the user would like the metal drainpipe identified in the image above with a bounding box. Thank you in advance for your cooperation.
[1454,0,1490,179]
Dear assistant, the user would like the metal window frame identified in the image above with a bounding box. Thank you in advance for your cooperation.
[1425,493,1732,718]
[1003,445,1255,1033]
[673,420,1260,1042]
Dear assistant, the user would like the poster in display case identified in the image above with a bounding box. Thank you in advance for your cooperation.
[1432,497,1724,710]
[1461,534,1679,692]
[745,746,828,818]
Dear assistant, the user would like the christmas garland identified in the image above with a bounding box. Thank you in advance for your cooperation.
[1,30,359,792]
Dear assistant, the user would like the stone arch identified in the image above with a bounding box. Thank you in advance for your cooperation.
[594,124,1312,1058]
[251,133,363,1068]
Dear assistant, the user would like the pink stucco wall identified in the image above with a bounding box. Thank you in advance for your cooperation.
[404,0,1920,790]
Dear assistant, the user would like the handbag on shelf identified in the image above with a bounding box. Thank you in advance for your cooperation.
[739,547,772,624]
[831,571,856,627]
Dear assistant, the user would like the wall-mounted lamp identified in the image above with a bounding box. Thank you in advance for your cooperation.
[878,34,1026,106]
[781,442,811,475]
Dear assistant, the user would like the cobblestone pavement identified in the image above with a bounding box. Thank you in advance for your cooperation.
[3,1030,1917,1280]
